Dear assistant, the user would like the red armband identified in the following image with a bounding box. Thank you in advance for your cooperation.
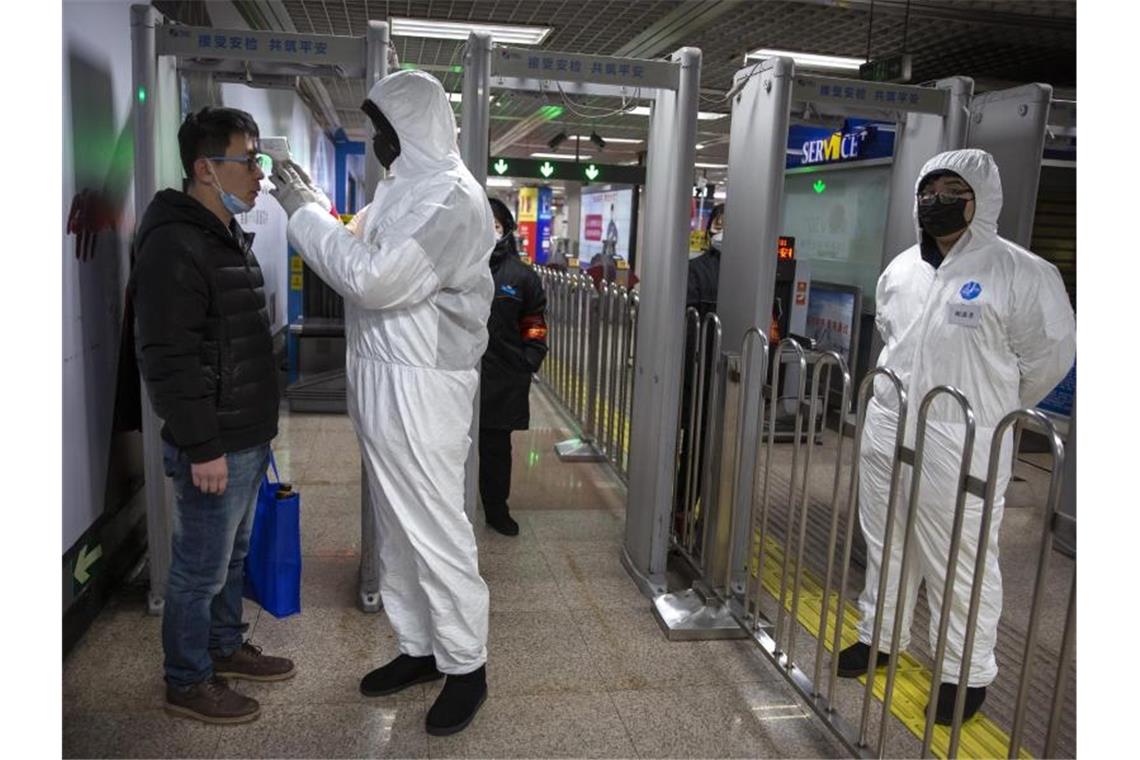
[520,314,548,341]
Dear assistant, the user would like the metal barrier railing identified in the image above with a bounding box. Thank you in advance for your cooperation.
[662,309,1075,759]
[534,266,638,481]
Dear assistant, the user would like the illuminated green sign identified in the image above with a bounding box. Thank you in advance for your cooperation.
[813,180,827,194]
[486,157,645,185]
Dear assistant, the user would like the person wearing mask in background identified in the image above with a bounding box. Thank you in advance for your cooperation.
[269,69,495,737]
[836,149,1075,724]
[478,197,549,537]
[674,203,725,526]
[129,107,294,725]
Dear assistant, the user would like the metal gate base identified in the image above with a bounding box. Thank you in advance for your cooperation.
[554,437,607,462]
[652,587,749,641]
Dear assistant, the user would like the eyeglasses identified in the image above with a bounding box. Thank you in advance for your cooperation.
[208,153,273,173]
[916,191,974,206]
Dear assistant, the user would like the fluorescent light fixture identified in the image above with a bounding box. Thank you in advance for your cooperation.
[714,190,726,200]
[486,177,514,188]
[530,152,592,160]
[746,47,863,71]
[391,17,552,45]
[570,135,642,144]
[695,143,706,150]
[448,93,496,105]
[625,105,725,121]
[695,162,727,169]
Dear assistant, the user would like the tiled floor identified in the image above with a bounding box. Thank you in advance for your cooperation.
[62,386,848,759]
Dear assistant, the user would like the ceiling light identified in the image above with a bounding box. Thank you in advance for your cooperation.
[695,143,706,150]
[486,177,514,188]
[695,162,727,169]
[570,135,642,144]
[530,152,593,160]
[547,132,568,151]
[625,106,726,121]
[391,17,552,45]
[746,48,864,71]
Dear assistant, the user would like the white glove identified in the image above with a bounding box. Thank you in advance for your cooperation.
[269,162,332,218]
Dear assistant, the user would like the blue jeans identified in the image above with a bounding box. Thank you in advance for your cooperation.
[161,442,271,688]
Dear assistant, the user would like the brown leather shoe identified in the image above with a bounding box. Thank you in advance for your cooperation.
[165,675,260,725]
[211,641,296,682]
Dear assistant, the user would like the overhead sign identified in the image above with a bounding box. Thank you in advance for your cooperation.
[859,54,912,83]
[157,25,366,73]
[494,46,679,90]
[792,74,948,116]
[486,157,646,185]
[786,119,895,169]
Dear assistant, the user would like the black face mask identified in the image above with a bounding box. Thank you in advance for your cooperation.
[918,198,970,238]
[361,99,401,170]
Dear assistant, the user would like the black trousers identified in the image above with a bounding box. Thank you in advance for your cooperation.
[478,428,513,514]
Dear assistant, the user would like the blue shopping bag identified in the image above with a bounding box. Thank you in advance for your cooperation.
[243,452,302,618]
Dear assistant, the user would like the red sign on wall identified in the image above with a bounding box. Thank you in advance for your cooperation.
[584,214,603,241]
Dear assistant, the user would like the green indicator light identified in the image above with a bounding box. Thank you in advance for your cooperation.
[400,62,417,70]
[137,86,147,103]
[584,164,600,181]
[813,180,826,194]
[527,450,540,468]
[493,158,509,175]
[539,161,555,178]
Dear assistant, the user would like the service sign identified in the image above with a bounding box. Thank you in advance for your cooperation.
[786,119,894,169]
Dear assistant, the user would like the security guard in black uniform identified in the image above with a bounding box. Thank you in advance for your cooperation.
[479,197,549,536]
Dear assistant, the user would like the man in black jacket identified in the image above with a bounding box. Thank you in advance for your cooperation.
[479,198,549,536]
[675,203,725,525]
[128,107,292,725]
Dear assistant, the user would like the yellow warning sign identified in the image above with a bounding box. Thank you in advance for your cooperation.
[290,256,304,272]
[290,273,303,291]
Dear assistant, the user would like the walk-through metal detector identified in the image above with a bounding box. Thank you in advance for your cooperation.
[130,6,389,614]
[655,56,1055,644]
[457,38,702,581]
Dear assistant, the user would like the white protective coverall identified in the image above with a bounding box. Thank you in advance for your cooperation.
[856,149,1075,687]
[286,70,496,674]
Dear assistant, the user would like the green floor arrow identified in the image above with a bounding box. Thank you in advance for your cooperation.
[74,543,102,585]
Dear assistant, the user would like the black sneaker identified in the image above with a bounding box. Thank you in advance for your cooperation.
[360,654,443,697]
[485,504,519,537]
[836,642,890,678]
[932,682,986,725]
[425,665,487,737]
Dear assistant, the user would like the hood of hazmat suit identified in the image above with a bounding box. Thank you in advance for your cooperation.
[285,69,496,675]
[854,148,1075,688]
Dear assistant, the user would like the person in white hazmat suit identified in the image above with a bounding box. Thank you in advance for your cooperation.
[268,69,496,737]
[835,149,1075,724]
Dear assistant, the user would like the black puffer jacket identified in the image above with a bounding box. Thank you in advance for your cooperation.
[127,189,279,463]
[480,237,548,430]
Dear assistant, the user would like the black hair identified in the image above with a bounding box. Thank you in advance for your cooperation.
[177,106,260,184]
[706,203,725,234]
[917,169,969,194]
[488,196,516,236]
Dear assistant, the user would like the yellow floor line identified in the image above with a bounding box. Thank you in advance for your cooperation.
[752,532,1031,759]
[543,357,1031,757]
[539,359,632,455]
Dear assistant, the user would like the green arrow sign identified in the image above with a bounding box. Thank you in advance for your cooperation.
[813,180,827,194]
[584,164,600,181]
[74,543,102,585]
[493,158,509,175]
[539,161,555,178]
